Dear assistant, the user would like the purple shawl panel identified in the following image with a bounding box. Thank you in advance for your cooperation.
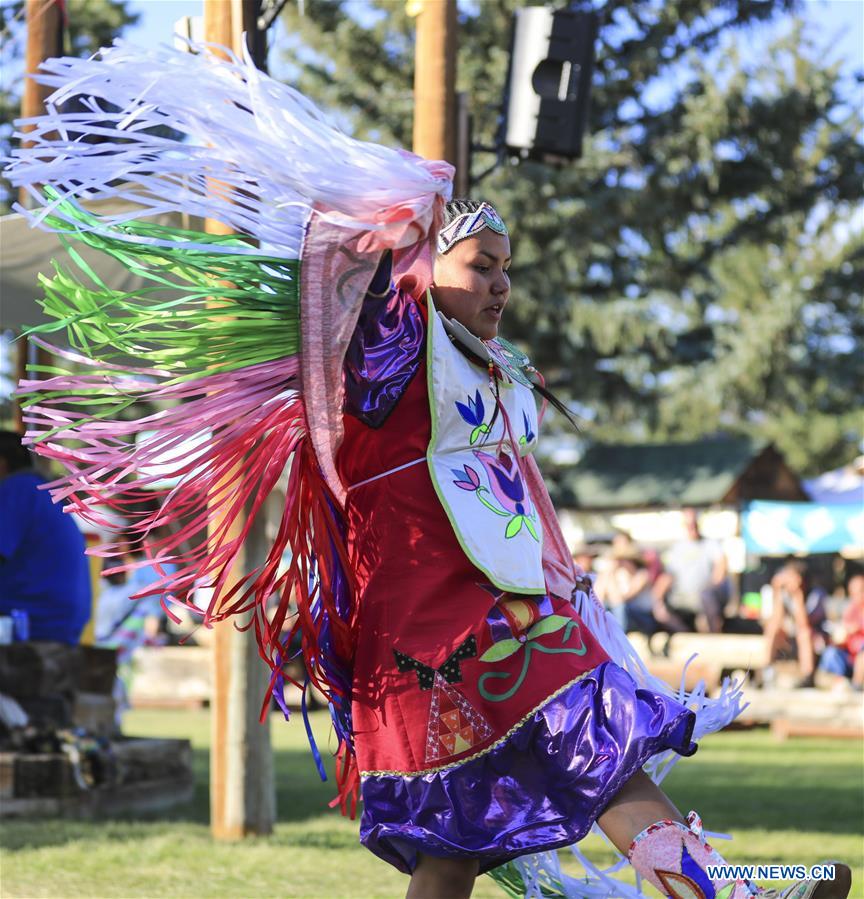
[343,286,425,428]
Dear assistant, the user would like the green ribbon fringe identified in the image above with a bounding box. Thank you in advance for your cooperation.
[25,188,301,380]
[487,862,568,898]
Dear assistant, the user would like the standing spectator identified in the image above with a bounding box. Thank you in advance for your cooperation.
[661,508,728,633]
[94,562,138,657]
[818,573,864,691]
[95,544,175,653]
[126,545,177,632]
[763,560,827,688]
[0,431,91,643]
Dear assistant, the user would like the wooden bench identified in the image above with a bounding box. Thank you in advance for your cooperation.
[738,685,863,726]
[624,632,769,694]
[129,646,212,708]
[129,646,328,710]
[771,718,862,740]
[0,737,194,819]
[627,632,768,669]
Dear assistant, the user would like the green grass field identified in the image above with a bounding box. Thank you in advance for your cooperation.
[2,709,862,898]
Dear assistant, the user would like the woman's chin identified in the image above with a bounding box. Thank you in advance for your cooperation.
[474,321,499,341]
[449,312,498,341]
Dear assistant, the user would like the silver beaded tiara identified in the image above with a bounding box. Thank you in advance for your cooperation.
[437,202,508,255]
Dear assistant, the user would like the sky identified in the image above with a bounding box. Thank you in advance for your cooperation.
[126,0,864,84]
[120,0,863,141]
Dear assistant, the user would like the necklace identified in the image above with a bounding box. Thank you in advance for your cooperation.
[437,312,538,389]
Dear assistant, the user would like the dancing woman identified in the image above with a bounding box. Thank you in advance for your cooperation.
[5,43,850,899]
[341,199,850,899]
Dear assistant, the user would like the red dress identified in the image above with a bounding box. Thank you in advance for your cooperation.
[339,357,610,777]
[336,289,696,875]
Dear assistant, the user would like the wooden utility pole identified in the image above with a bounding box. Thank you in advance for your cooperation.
[204,0,275,841]
[16,0,64,431]
[412,0,458,166]
[19,0,63,208]
[17,0,64,403]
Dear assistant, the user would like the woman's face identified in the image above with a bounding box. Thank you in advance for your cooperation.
[432,229,511,341]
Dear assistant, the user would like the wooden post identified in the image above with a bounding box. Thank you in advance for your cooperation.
[454,91,471,198]
[14,337,29,435]
[412,0,458,166]
[19,0,64,209]
[204,0,275,841]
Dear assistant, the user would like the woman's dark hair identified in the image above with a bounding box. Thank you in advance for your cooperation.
[443,199,488,226]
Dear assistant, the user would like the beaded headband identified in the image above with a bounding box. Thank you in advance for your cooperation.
[437,202,508,255]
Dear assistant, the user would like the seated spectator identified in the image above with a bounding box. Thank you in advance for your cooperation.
[594,533,656,635]
[763,560,827,688]
[0,431,91,643]
[661,508,728,633]
[95,546,174,658]
[643,548,688,635]
[819,573,864,691]
[95,549,172,723]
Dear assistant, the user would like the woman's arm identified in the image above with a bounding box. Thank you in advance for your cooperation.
[366,249,393,298]
[343,249,425,427]
[620,566,651,604]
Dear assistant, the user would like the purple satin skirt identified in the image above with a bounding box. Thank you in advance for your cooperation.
[359,661,696,874]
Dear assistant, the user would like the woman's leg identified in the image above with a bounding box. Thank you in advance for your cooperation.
[599,771,851,899]
[764,590,788,668]
[406,854,479,899]
[597,769,685,852]
[819,645,851,676]
[794,622,816,678]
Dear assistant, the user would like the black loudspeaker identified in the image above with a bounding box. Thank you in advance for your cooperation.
[504,7,598,162]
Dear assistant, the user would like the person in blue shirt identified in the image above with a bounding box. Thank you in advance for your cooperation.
[0,430,91,643]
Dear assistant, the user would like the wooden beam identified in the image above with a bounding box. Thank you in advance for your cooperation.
[412,0,458,166]
[14,336,28,435]
[19,0,64,209]
[203,0,275,841]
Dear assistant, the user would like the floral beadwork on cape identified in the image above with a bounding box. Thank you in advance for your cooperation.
[451,449,539,542]
[518,409,536,447]
[478,608,588,702]
[455,389,491,446]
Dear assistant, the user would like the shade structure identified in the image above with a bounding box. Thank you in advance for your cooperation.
[553,437,807,510]
[1,200,193,333]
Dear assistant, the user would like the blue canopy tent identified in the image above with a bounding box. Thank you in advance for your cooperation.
[803,460,864,507]
[742,500,864,556]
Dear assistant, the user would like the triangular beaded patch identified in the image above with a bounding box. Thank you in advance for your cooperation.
[425,673,493,763]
